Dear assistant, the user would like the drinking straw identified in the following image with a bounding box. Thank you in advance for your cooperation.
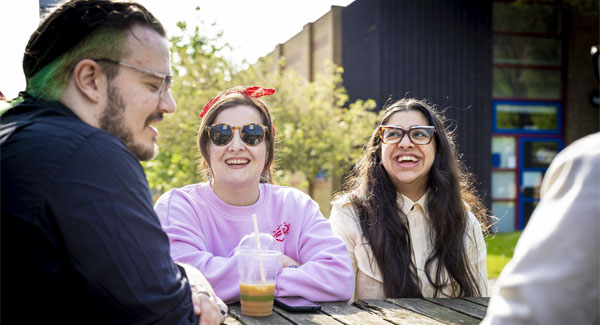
[252,214,267,283]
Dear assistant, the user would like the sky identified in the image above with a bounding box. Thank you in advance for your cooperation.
[0,0,355,101]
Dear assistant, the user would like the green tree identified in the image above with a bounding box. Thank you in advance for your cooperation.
[233,61,380,197]
[143,20,235,196]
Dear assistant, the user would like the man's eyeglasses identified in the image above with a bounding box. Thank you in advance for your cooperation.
[206,123,268,146]
[378,125,436,145]
[93,58,173,98]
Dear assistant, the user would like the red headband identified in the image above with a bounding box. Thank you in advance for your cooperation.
[200,86,275,118]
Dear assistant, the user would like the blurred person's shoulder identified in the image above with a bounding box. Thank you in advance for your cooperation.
[541,132,600,196]
[547,132,600,177]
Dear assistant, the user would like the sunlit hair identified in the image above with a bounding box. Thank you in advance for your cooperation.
[335,97,490,298]
[22,0,165,101]
[197,87,275,183]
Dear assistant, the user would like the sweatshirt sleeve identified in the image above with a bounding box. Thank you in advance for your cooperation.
[274,195,354,302]
[154,189,240,303]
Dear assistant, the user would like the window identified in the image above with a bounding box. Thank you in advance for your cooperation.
[493,68,561,99]
[491,0,564,232]
[492,202,516,233]
[493,35,561,66]
[522,140,559,169]
[493,2,561,33]
[494,101,561,133]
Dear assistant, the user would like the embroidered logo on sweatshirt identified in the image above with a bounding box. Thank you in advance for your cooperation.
[271,222,290,242]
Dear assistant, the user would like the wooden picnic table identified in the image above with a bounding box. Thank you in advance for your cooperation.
[224,297,489,324]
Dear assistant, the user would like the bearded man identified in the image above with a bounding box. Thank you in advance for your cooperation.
[1,1,226,324]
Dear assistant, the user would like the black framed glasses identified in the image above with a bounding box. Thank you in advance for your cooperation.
[378,125,436,145]
[93,58,173,98]
[206,123,268,146]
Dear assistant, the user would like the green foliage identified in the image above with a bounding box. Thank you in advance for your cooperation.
[233,60,380,193]
[143,20,234,194]
[485,231,522,278]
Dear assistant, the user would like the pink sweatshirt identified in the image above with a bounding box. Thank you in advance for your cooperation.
[154,182,354,303]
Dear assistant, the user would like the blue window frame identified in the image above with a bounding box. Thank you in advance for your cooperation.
[493,100,562,135]
[518,137,563,229]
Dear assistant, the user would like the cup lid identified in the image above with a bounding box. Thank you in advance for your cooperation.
[235,233,282,257]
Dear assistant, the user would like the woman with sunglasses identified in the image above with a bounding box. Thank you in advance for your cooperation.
[329,97,490,301]
[154,86,354,303]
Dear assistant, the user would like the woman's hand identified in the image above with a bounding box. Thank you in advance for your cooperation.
[280,254,301,268]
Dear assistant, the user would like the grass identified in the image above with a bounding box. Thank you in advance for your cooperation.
[485,231,522,278]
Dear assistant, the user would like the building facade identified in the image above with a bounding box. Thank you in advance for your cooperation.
[265,0,599,231]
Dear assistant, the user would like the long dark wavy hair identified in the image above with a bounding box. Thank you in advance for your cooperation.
[335,97,490,298]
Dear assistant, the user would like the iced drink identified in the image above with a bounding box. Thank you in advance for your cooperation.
[239,282,276,316]
[235,232,282,317]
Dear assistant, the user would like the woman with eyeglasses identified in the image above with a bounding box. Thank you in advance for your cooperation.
[329,97,490,302]
[154,86,354,303]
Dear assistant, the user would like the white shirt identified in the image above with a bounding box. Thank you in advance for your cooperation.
[330,191,488,301]
[482,132,600,325]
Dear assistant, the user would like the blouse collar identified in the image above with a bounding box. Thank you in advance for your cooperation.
[398,191,430,220]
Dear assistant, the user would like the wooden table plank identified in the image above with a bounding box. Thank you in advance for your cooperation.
[425,298,487,320]
[227,303,293,325]
[272,306,345,325]
[320,301,391,325]
[386,298,481,325]
[356,299,444,324]
[462,297,490,307]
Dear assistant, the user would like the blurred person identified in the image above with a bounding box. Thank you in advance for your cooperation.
[329,97,490,301]
[482,132,599,324]
[154,86,354,303]
[1,0,226,323]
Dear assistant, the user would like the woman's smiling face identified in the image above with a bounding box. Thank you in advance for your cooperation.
[380,110,436,199]
[208,105,267,191]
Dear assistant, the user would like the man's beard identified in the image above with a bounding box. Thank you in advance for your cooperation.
[99,84,160,161]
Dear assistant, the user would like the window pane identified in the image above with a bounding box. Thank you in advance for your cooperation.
[522,171,543,199]
[493,35,561,65]
[495,102,559,131]
[492,202,516,233]
[492,136,516,168]
[493,67,561,99]
[523,141,559,169]
[493,2,561,33]
[492,171,517,199]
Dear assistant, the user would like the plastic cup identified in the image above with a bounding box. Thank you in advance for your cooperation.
[235,233,282,317]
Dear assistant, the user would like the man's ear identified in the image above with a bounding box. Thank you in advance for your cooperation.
[72,59,106,104]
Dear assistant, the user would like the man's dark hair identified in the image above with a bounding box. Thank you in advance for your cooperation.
[23,0,165,100]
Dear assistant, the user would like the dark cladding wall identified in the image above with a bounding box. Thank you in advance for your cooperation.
[342,0,493,204]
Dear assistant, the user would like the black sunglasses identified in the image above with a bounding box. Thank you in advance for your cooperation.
[378,125,436,145]
[206,123,268,146]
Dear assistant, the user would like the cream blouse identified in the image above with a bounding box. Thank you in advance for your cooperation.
[329,192,488,302]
